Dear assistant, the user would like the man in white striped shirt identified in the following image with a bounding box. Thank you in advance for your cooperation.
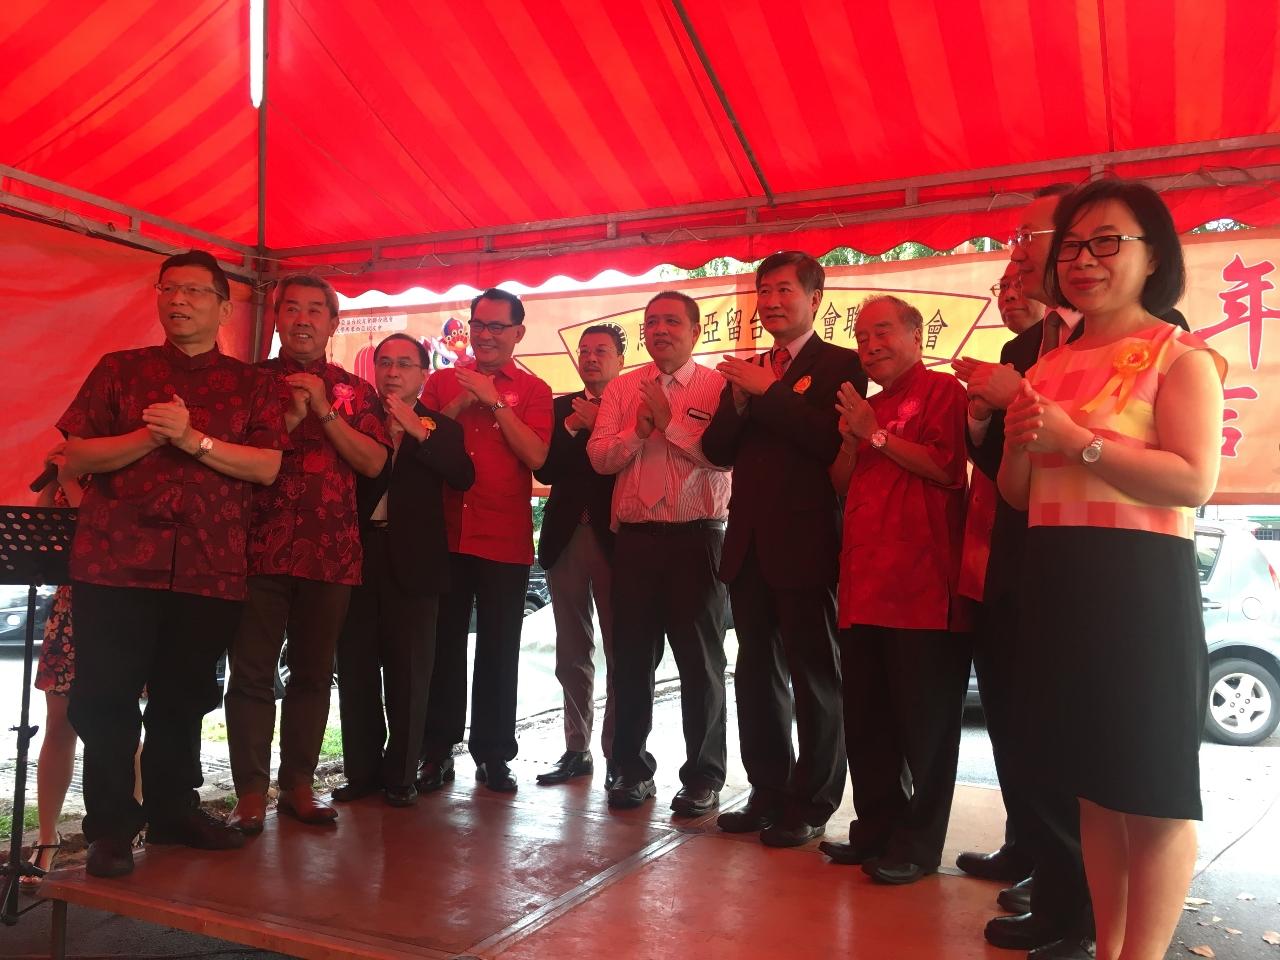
[587,291,731,815]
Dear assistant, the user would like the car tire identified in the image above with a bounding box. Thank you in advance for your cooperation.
[1205,656,1280,746]
[523,598,541,617]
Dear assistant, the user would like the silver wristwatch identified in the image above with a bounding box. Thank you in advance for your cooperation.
[489,398,508,413]
[1081,435,1104,464]
[870,429,889,450]
[192,435,214,460]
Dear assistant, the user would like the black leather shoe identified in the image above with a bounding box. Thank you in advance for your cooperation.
[761,821,824,847]
[86,837,134,878]
[607,778,657,809]
[955,846,1034,884]
[147,808,245,850]
[603,760,621,791]
[332,780,382,802]
[415,756,455,793]
[867,860,935,885]
[985,912,1069,950]
[1029,936,1097,959]
[670,786,719,817]
[476,761,517,792]
[998,875,1034,913]
[716,800,777,834]
[818,839,885,866]
[384,785,418,807]
[536,750,594,785]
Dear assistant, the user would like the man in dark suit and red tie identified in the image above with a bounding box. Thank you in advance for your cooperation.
[533,324,626,789]
[704,251,868,846]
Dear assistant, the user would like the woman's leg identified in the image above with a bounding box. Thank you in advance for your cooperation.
[1079,798,1130,960]
[35,693,78,848]
[1116,813,1197,960]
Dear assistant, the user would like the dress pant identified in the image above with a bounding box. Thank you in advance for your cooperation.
[336,527,439,789]
[225,575,350,795]
[421,553,528,765]
[729,542,845,826]
[68,582,240,842]
[971,593,1036,872]
[611,521,728,790]
[546,522,615,757]
[839,625,970,868]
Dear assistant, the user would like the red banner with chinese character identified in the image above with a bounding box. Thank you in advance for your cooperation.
[334,230,1280,504]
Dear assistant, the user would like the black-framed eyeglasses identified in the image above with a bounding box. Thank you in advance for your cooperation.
[374,357,422,371]
[1007,228,1054,248]
[468,320,518,335]
[1055,234,1147,262]
[155,282,225,301]
[990,279,1022,296]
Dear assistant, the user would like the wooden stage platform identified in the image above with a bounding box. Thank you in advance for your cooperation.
[39,758,1020,960]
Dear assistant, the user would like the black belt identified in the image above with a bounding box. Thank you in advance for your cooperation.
[619,519,725,535]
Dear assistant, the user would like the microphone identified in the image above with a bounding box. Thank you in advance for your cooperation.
[29,462,58,494]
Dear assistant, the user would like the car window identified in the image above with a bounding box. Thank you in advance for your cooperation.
[1195,531,1224,583]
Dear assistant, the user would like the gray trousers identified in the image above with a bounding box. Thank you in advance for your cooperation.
[546,524,616,757]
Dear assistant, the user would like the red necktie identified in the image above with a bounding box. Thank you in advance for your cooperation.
[771,348,791,378]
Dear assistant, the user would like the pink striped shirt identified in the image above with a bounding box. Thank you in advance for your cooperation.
[587,358,731,526]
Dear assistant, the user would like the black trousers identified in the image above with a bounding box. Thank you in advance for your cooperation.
[336,528,440,789]
[421,552,528,765]
[971,593,1037,873]
[611,522,728,790]
[729,543,845,825]
[68,582,241,842]
[839,625,969,868]
[225,575,350,794]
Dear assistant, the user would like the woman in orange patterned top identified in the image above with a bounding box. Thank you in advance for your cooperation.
[998,179,1225,960]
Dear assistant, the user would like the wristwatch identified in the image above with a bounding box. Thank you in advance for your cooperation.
[318,408,339,424]
[192,435,214,460]
[870,429,889,450]
[1081,435,1104,464]
[488,398,508,413]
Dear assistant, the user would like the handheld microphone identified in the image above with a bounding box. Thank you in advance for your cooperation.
[29,462,58,493]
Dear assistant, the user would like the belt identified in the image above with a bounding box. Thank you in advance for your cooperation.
[618,519,725,535]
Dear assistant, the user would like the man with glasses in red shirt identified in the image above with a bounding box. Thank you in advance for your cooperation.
[59,250,288,877]
[226,275,389,833]
[416,289,554,794]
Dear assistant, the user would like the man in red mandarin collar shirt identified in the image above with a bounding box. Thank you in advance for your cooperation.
[225,275,389,833]
[416,288,553,794]
[820,295,971,886]
[59,250,287,877]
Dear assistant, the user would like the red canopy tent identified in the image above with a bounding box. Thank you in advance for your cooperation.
[2,0,1280,500]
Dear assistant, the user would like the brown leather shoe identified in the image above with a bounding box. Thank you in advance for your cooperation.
[227,794,267,834]
[277,786,338,826]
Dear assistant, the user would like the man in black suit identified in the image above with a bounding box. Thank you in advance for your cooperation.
[333,333,474,806]
[533,324,625,789]
[705,251,867,847]
[953,184,1096,960]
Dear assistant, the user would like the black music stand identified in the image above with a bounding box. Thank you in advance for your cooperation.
[0,505,75,924]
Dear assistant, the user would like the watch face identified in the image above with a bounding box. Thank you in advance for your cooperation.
[1082,439,1101,463]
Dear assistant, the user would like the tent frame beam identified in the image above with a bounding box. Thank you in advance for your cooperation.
[270,133,1280,261]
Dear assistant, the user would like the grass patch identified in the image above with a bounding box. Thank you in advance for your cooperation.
[318,725,343,762]
[201,718,230,742]
[0,805,41,840]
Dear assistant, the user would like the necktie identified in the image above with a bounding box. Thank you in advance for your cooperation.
[771,347,791,379]
[637,376,669,508]
[1040,311,1064,356]
[581,394,601,524]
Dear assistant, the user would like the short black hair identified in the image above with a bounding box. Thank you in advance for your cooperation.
[645,291,699,326]
[1044,178,1185,316]
[580,323,626,354]
[471,288,525,325]
[159,250,230,300]
[374,332,430,368]
[756,251,825,295]
[274,274,339,318]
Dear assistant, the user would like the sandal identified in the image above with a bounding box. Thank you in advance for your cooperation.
[19,832,62,891]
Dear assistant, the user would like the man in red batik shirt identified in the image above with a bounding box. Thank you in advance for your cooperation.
[225,275,389,832]
[59,250,287,878]
[820,295,972,886]
[416,288,553,795]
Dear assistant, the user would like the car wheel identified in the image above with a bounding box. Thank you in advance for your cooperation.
[1205,657,1280,746]
[523,598,540,617]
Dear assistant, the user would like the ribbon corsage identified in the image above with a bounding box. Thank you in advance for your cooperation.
[1080,339,1167,414]
[331,382,356,416]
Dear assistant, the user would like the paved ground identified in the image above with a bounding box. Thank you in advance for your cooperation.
[2,609,1278,957]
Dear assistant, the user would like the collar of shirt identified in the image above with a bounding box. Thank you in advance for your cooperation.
[877,360,925,399]
[276,352,329,374]
[653,356,698,388]
[161,339,221,370]
[465,358,520,383]
[776,326,816,361]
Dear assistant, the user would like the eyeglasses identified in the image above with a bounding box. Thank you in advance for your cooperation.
[1055,234,1147,262]
[374,358,422,371]
[155,282,225,300]
[990,279,1022,296]
[1006,228,1054,248]
[468,320,518,335]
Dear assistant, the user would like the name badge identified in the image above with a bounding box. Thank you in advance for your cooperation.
[686,407,712,421]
